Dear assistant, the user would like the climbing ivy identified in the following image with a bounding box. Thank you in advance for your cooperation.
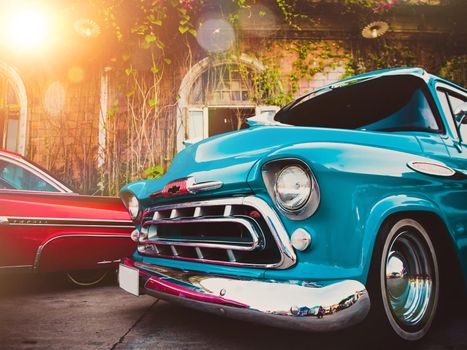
[439,55,467,87]
[353,41,417,73]
[235,40,355,106]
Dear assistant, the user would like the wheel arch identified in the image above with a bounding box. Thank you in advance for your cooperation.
[361,196,464,291]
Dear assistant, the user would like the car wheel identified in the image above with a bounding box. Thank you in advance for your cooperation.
[369,218,439,341]
[66,269,109,287]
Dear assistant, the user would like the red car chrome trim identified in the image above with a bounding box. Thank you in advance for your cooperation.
[0,265,33,271]
[3,216,134,228]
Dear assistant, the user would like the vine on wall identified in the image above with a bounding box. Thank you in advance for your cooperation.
[439,55,467,87]
[352,41,417,73]
[233,40,354,106]
[76,0,462,195]
[89,0,201,193]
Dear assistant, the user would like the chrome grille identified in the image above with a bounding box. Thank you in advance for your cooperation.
[137,196,297,269]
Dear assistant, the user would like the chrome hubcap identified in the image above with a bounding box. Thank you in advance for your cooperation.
[385,229,434,328]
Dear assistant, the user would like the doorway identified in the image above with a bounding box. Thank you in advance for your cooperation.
[177,56,280,151]
[208,107,255,136]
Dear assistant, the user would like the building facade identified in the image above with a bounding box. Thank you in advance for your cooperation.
[0,0,465,194]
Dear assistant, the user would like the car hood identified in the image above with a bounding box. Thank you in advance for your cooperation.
[131,126,422,201]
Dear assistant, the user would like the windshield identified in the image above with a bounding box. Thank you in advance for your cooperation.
[274,75,442,133]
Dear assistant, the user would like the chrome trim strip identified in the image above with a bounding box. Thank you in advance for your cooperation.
[123,260,370,332]
[143,196,296,269]
[142,216,262,251]
[188,180,223,193]
[97,259,121,265]
[243,196,296,268]
[146,197,245,212]
[33,234,130,271]
[0,216,8,225]
[0,264,33,273]
[136,250,277,268]
[407,161,456,177]
[4,216,134,228]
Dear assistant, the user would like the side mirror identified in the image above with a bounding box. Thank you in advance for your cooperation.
[454,102,467,126]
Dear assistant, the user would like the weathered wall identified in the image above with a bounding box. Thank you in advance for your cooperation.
[7,1,465,195]
[26,69,101,193]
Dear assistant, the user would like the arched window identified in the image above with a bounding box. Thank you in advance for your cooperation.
[0,62,27,155]
[0,78,20,151]
[177,55,279,151]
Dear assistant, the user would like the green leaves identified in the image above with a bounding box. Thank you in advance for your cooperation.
[188,28,197,37]
[144,165,164,179]
[145,33,157,43]
[148,14,162,26]
[148,97,158,108]
[178,25,189,34]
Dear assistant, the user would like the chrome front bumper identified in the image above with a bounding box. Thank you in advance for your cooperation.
[120,258,371,332]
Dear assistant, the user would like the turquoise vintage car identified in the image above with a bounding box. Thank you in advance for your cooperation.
[118,67,467,341]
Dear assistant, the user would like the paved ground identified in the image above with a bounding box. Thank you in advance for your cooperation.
[0,273,466,350]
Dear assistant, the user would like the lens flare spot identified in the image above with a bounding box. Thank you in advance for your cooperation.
[196,18,234,53]
[67,66,85,83]
[44,82,65,116]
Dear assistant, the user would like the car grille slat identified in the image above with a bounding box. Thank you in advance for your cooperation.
[137,197,296,269]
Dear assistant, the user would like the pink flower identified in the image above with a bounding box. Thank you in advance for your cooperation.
[374,0,398,13]
[180,0,193,10]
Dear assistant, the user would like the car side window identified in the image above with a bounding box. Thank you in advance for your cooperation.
[0,159,58,192]
[447,94,467,143]
[0,177,15,189]
[436,90,457,136]
[436,88,467,142]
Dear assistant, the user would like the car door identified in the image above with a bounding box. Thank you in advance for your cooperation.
[0,157,62,270]
[435,85,467,170]
[434,84,467,277]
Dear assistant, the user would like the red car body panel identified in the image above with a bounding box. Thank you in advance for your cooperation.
[0,149,135,274]
[0,191,135,272]
[38,236,133,272]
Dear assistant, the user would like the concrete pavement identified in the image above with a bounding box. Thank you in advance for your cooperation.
[0,273,465,350]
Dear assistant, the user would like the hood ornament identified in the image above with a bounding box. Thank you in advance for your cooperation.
[151,177,223,198]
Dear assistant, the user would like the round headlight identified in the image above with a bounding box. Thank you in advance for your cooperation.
[274,165,311,211]
[127,194,140,220]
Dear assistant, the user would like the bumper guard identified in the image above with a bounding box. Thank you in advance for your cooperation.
[120,258,370,332]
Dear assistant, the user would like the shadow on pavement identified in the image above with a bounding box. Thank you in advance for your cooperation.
[0,270,117,297]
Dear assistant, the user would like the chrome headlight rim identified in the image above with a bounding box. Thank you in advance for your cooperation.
[274,164,312,212]
[121,191,141,221]
[262,158,320,221]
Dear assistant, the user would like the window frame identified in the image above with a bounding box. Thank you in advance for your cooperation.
[0,155,72,193]
[435,82,467,142]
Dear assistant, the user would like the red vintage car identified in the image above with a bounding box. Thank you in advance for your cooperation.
[0,150,135,286]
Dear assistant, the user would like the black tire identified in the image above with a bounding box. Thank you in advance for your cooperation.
[367,218,439,341]
[66,269,109,287]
